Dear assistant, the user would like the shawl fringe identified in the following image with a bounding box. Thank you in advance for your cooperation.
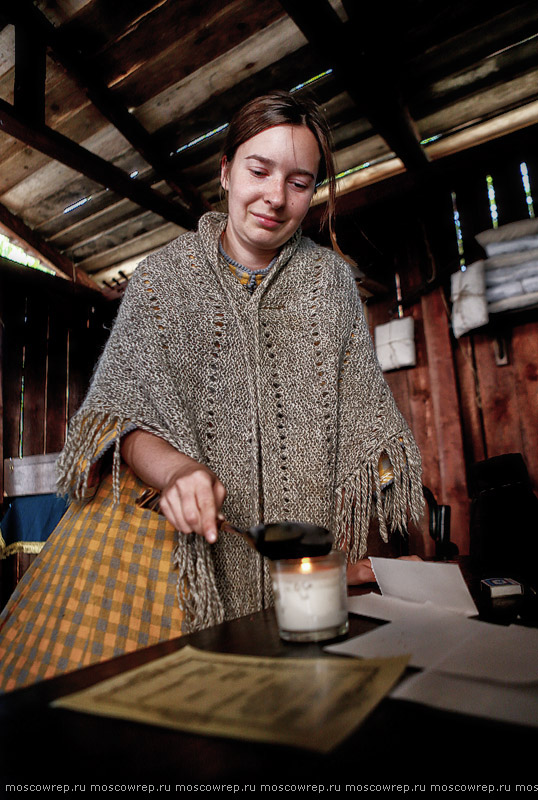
[335,432,424,561]
[173,535,225,633]
[56,410,127,504]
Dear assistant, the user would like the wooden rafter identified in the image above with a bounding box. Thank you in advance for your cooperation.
[279,0,430,174]
[9,1,211,220]
[0,199,100,291]
[0,97,196,230]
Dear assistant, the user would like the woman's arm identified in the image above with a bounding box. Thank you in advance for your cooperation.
[121,429,226,543]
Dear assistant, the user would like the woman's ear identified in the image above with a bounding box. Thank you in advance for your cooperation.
[220,156,229,191]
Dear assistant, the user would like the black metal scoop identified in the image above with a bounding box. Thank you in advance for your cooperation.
[219,520,333,560]
[135,489,333,560]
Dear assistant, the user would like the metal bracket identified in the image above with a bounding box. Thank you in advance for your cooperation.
[493,335,509,366]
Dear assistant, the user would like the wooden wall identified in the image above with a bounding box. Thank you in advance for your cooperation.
[363,210,471,559]
[0,258,115,604]
[331,129,538,558]
[0,260,113,475]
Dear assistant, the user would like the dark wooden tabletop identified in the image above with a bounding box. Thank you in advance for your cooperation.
[1,588,537,786]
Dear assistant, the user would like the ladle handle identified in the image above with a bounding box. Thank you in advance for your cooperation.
[218,521,257,551]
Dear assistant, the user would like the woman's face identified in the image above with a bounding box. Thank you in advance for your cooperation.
[220,124,321,268]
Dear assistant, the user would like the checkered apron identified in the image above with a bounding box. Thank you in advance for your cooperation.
[0,464,183,692]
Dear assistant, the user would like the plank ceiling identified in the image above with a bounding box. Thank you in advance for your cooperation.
[0,0,537,296]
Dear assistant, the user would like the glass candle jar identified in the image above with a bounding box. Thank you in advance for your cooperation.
[269,550,349,642]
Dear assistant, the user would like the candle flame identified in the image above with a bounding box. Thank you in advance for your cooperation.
[299,558,313,574]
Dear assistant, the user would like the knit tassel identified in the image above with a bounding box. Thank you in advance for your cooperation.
[173,534,225,633]
[335,432,424,561]
[56,410,130,504]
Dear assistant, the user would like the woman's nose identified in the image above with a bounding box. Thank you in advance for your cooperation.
[264,178,286,208]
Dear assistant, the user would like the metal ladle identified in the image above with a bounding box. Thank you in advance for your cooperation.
[219,520,334,560]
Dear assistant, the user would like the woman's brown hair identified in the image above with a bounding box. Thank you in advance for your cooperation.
[222,91,338,249]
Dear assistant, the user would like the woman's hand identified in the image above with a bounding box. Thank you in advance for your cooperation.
[346,558,376,585]
[346,554,422,585]
[158,458,226,543]
[121,429,226,543]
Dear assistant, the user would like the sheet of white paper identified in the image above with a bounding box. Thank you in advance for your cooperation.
[326,610,475,669]
[434,621,538,684]
[369,557,478,616]
[337,604,538,682]
[347,593,453,622]
[391,670,538,728]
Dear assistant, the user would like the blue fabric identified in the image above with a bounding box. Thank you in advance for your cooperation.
[0,495,68,545]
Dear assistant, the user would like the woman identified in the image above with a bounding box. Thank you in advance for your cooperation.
[0,91,423,691]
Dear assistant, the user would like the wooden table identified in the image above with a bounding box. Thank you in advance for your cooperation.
[1,595,537,786]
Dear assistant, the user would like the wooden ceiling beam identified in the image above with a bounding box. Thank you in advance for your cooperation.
[0,97,195,230]
[0,199,100,292]
[8,1,210,220]
[279,0,430,174]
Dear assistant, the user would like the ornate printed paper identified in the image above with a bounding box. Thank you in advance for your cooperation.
[54,645,408,752]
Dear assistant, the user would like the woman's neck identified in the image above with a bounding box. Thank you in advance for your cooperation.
[220,229,277,270]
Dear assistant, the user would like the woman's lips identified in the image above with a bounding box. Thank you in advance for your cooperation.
[252,213,284,230]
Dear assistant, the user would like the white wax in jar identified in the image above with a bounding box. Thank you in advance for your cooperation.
[272,557,347,632]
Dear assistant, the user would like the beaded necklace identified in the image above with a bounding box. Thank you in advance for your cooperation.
[218,239,278,293]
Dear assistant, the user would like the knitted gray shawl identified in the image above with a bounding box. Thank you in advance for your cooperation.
[57,212,423,632]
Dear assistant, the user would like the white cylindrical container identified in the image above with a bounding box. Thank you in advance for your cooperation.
[270,550,349,642]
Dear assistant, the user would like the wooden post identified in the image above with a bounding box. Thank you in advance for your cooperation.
[421,287,470,554]
[14,23,46,124]
[0,278,4,500]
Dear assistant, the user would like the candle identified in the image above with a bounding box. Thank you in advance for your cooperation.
[270,550,349,642]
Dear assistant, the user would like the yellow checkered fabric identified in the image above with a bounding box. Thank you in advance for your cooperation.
[378,452,395,489]
[0,464,183,693]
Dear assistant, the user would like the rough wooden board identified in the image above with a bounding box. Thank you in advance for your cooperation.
[427,101,538,161]
[36,0,93,27]
[134,17,307,133]
[453,335,487,469]
[512,320,538,493]
[0,24,14,77]
[0,143,151,224]
[45,198,140,245]
[36,177,172,240]
[3,453,59,496]
[1,291,26,459]
[475,331,526,455]
[0,104,109,195]
[403,1,538,84]
[44,303,69,454]
[154,45,332,164]
[102,1,287,108]
[66,209,168,260]
[418,72,538,141]
[421,287,470,555]
[77,221,184,273]
[418,39,538,109]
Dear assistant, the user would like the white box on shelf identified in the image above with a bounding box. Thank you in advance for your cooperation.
[374,316,416,372]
